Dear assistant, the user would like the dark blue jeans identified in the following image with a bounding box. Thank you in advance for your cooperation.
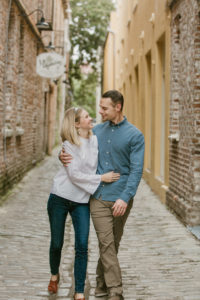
[47,193,90,293]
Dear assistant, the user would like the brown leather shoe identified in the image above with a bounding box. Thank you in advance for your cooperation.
[48,274,60,294]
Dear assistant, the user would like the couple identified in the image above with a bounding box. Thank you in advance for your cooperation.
[47,90,145,300]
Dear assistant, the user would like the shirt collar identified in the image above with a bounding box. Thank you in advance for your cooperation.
[109,116,127,127]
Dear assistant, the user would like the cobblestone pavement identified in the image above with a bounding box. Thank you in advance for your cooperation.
[0,148,200,300]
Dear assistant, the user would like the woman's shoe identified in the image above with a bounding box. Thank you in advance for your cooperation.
[48,274,60,294]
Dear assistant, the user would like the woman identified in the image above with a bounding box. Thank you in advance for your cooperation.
[47,107,120,300]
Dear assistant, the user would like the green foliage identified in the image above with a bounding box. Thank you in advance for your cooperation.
[69,0,114,116]
[72,72,98,118]
[70,0,114,66]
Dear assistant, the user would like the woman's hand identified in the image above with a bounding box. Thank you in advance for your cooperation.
[101,171,120,183]
[59,148,73,166]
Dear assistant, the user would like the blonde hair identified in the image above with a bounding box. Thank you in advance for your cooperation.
[60,107,92,145]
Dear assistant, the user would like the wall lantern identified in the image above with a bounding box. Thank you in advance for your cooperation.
[20,9,51,31]
[45,41,56,50]
[40,31,65,54]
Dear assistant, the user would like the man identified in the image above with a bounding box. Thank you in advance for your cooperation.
[60,90,144,300]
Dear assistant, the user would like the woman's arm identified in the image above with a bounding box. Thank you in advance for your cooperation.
[63,142,120,194]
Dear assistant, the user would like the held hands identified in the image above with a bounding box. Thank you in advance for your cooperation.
[101,171,120,183]
[112,199,127,217]
[59,148,72,166]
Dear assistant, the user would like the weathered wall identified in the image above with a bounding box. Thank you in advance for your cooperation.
[167,0,200,225]
[0,0,69,196]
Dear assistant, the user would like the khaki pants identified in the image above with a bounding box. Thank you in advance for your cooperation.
[90,197,133,295]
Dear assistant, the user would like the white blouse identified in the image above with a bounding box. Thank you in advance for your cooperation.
[51,135,101,203]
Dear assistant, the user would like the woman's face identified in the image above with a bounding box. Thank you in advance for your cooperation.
[78,109,93,130]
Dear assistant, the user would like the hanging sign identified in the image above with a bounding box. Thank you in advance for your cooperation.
[36,52,65,78]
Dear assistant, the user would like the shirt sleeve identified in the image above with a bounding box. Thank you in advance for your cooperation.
[63,141,101,195]
[119,132,145,203]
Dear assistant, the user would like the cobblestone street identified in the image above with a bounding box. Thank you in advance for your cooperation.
[0,148,200,300]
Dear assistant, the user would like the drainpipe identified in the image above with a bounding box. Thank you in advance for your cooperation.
[2,0,13,171]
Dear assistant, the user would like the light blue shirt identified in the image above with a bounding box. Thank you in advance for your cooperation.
[92,117,145,203]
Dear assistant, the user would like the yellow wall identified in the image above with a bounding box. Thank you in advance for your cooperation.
[103,0,171,202]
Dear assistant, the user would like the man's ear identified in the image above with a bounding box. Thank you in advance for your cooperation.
[115,103,122,112]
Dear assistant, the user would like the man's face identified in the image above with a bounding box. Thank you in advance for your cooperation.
[99,97,120,122]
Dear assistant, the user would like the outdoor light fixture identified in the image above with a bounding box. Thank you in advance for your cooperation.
[42,30,65,54]
[45,42,64,52]
[45,41,56,50]
[20,9,50,31]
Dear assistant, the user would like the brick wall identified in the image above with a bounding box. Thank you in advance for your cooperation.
[167,0,200,225]
[0,1,50,195]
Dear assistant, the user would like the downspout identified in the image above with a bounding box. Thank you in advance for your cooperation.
[2,0,13,172]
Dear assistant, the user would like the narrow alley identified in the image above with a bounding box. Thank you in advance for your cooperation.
[0,148,200,300]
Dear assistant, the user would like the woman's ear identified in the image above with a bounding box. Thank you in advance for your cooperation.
[75,122,80,129]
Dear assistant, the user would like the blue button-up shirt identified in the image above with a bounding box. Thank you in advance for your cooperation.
[92,117,145,203]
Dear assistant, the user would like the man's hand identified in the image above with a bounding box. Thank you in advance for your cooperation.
[112,199,127,217]
[59,148,73,166]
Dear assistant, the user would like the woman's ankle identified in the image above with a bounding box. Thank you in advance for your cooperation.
[51,274,59,281]
[74,292,84,299]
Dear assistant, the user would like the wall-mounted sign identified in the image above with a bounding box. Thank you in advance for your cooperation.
[36,52,65,78]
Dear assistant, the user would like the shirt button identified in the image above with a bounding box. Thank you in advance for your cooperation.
[107,140,111,143]
[106,151,109,154]
[106,162,108,165]
[102,184,104,187]
[112,129,114,132]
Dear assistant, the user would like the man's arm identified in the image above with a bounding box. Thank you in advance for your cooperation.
[112,132,145,216]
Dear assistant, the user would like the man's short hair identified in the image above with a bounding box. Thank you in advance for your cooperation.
[102,90,124,111]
